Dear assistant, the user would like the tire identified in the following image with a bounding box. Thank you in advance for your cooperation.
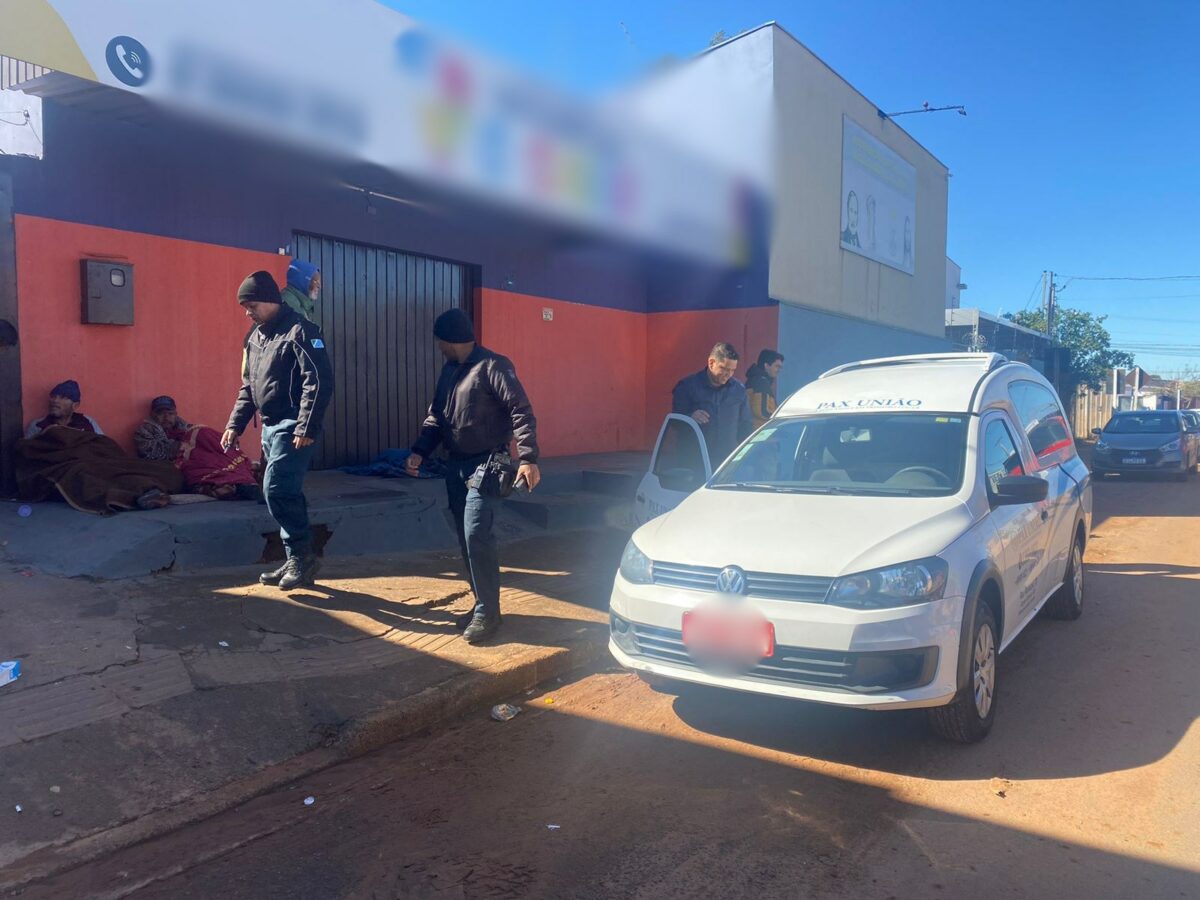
[1173,468,1188,483]
[928,602,999,744]
[1045,536,1084,620]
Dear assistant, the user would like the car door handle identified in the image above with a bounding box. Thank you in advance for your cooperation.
[1040,510,1049,521]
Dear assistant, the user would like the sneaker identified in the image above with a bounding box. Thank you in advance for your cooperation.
[278,555,321,591]
[258,561,290,585]
[462,612,501,644]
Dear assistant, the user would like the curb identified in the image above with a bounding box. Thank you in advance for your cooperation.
[0,634,611,895]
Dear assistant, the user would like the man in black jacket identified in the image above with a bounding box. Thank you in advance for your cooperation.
[223,271,333,590]
[406,308,539,644]
[672,342,755,465]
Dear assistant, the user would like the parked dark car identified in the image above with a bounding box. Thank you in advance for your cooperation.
[1091,411,1199,481]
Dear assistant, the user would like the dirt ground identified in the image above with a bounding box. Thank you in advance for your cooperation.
[12,474,1199,900]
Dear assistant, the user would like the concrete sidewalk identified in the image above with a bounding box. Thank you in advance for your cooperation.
[0,452,647,579]
[0,521,630,892]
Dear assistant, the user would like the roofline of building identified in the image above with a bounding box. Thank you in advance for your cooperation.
[702,22,951,171]
[946,307,1052,342]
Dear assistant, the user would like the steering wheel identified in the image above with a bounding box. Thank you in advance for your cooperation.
[889,466,951,487]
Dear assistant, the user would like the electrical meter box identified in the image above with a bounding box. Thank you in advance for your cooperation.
[81,259,134,325]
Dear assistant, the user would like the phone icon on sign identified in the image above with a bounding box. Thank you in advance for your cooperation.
[105,35,151,86]
[115,44,143,80]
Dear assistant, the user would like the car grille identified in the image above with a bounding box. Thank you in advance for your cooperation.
[651,561,833,602]
[627,622,936,693]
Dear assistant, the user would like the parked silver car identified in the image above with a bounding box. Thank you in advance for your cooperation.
[1091,411,1199,481]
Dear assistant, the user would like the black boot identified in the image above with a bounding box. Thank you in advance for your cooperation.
[259,561,289,585]
[456,609,502,633]
[278,555,321,590]
[462,611,501,644]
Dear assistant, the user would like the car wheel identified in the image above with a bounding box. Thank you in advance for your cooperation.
[1173,468,1188,483]
[928,602,999,744]
[1045,537,1084,620]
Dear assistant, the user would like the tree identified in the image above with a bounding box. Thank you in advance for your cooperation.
[709,29,729,47]
[1006,307,1134,391]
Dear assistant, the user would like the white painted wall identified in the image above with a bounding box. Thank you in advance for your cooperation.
[0,89,43,159]
[946,257,962,309]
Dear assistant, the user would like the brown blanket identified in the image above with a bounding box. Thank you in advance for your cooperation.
[16,426,185,516]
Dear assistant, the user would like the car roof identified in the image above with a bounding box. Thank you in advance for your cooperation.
[776,353,1042,417]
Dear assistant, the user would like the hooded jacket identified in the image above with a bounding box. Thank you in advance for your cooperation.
[227,304,333,439]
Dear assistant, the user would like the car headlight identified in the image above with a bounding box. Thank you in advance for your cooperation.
[1095,440,1110,452]
[828,558,949,609]
[619,540,654,585]
[1161,439,1181,452]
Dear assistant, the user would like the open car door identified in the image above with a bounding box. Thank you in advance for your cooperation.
[634,414,713,525]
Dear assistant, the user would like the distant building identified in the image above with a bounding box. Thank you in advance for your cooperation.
[945,308,1051,372]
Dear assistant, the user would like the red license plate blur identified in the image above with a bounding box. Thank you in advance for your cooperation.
[682,609,775,663]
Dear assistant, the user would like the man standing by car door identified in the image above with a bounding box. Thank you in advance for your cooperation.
[223,271,333,590]
[672,342,755,464]
[405,308,540,644]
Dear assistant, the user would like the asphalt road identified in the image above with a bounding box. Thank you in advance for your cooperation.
[15,474,1200,900]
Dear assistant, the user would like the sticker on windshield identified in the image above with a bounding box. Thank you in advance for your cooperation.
[935,417,963,424]
[817,399,923,410]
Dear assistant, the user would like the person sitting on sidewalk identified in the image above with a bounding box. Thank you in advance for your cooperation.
[671,342,755,464]
[17,384,182,514]
[134,396,261,501]
[24,380,104,438]
[744,349,785,431]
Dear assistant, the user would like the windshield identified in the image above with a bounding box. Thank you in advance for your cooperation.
[1104,414,1179,434]
[710,413,969,497]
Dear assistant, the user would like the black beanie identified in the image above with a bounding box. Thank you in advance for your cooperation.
[433,308,475,343]
[237,270,282,304]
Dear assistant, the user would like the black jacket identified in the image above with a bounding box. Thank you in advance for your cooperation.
[412,345,538,463]
[227,304,333,438]
[671,369,754,464]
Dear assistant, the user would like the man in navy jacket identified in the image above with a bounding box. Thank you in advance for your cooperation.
[671,342,754,465]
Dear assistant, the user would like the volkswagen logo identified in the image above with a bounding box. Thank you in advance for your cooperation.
[716,566,747,595]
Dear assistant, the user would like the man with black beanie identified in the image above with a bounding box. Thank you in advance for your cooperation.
[406,308,539,644]
[223,270,333,590]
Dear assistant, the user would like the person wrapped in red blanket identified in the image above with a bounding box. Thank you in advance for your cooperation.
[134,396,261,501]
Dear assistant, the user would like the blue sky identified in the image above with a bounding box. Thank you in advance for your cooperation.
[386,0,1200,376]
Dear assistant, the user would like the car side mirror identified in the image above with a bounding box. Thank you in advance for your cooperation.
[658,467,704,493]
[1091,428,1103,436]
[990,475,1049,507]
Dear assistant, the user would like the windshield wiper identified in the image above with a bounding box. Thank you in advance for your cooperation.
[710,481,797,492]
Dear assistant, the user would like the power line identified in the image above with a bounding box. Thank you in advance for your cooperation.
[1020,273,1044,312]
[1065,293,1200,302]
[1063,275,1200,283]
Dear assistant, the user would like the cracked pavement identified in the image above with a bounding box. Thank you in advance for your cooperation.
[0,528,627,876]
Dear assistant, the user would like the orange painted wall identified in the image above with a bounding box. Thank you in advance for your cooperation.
[15,215,283,455]
[479,288,648,457]
[480,288,778,455]
[645,306,780,445]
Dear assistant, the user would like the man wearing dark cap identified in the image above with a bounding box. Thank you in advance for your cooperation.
[24,380,104,438]
[406,308,540,644]
[223,270,333,590]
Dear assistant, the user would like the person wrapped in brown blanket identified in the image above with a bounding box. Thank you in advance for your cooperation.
[16,425,184,515]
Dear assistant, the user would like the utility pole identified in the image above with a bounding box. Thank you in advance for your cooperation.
[1044,271,1059,392]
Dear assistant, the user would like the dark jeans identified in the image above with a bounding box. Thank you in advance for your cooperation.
[261,419,318,559]
[446,455,503,618]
